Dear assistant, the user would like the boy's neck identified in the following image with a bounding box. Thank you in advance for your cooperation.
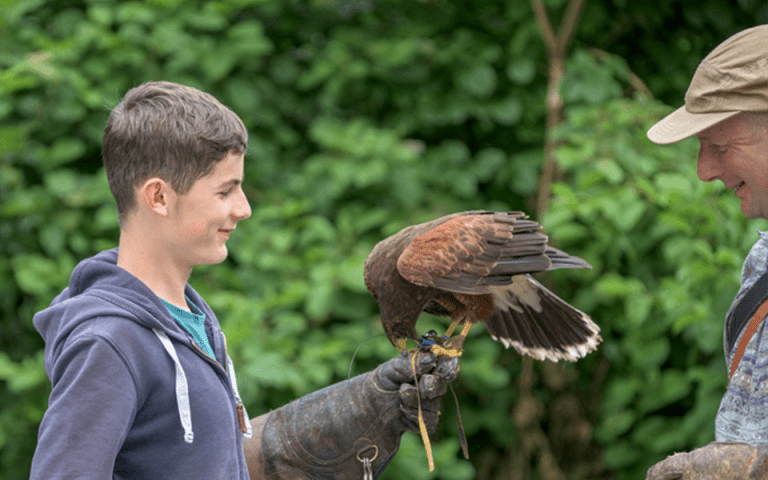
[116,227,192,308]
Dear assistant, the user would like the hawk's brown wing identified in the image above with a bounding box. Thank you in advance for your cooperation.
[396,212,553,295]
[393,211,600,362]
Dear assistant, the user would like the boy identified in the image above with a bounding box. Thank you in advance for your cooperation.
[30,81,458,479]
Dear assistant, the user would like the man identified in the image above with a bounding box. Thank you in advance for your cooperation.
[646,25,768,478]
[29,81,458,479]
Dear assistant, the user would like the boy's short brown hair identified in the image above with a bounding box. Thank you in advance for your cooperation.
[102,81,248,226]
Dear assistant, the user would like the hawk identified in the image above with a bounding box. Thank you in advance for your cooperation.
[363,211,600,362]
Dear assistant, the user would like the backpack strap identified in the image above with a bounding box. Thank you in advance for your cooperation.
[727,269,768,382]
[727,271,768,353]
[729,297,768,381]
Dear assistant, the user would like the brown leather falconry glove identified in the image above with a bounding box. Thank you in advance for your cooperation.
[245,351,460,480]
[646,442,768,480]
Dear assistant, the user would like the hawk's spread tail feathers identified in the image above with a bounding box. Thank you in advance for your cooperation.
[485,275,600,362]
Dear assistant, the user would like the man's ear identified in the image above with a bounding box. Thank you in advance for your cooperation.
[139,178,174,217]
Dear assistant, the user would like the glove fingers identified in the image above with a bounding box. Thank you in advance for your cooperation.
[646,463,682,480]
[434,356,460,383]
[380,351,459,392]
[399,374,446,416]
[646,453,690,480]
[400,380,442,435]
[379,351,437,389]
[400,403,439,434]
[374,351,436,393]
[400,383,443,410]
[376,351,460,438]
[408,351,438,375]
[420,374,448,399]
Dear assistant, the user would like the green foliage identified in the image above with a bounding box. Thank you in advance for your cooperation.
[1,0,766,479]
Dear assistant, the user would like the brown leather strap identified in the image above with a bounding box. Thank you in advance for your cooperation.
[729,298,768,381]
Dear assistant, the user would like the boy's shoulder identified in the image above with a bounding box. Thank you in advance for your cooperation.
[35,248,191,351]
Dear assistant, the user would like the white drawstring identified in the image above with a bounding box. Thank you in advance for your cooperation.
[153,329,252,443]
[227,354,252,438]
[153,329,194,444]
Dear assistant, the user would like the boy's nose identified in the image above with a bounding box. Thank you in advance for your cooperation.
[233,190,251,221]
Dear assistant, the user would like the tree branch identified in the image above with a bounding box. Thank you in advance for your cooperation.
[559,0,586,52]
[532,0,585,219]
[531,0,557,54]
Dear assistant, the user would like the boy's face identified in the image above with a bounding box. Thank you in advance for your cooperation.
[168,151,251,267]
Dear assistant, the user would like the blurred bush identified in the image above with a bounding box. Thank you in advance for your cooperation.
[1,0,766,479]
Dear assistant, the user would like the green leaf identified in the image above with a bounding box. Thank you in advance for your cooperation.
[456,63,497,98]
[506,57,536,85]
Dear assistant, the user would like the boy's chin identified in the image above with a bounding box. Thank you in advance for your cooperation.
[195,247,229,266]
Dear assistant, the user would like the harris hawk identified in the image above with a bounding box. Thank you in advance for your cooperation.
[363,211,600,362]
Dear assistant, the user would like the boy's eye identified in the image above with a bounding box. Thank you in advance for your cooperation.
[219,189,233,198]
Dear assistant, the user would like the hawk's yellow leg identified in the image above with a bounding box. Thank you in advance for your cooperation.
[431,322,472,357]
[444,320,460,337]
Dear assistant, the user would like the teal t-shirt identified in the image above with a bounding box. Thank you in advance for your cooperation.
[160,297,216,358]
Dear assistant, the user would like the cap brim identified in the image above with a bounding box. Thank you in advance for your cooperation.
[647,106,740,145]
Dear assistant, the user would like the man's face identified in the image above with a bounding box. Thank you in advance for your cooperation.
[697,112,768,220]
[168,151,251,267]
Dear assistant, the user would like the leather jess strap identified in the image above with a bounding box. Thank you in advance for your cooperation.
[729,297,768,382]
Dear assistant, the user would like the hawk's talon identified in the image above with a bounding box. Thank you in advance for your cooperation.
[430,343,463,358]
[394,337,409,353]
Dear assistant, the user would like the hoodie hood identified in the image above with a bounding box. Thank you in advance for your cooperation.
[34,248,217,373]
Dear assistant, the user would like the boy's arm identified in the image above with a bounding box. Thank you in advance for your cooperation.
[30,335,136,479]
[243,352,459,480]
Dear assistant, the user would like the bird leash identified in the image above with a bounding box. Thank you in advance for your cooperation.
[409,348,469,472]
[410,350,435,471]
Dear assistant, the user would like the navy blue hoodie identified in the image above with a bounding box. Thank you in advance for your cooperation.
[30,249,251,479]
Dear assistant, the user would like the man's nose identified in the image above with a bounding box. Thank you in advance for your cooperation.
[697,145,721,182]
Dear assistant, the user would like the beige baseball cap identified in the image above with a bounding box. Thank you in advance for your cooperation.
[647,25,768,144]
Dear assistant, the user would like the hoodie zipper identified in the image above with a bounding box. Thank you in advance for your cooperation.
[221,334,252,438]
[191,341,223,369]
[191,337,252,437]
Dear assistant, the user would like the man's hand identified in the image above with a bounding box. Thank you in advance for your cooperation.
[647,442,768,480]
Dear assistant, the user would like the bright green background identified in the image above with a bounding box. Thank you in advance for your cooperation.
[2,1,767,478]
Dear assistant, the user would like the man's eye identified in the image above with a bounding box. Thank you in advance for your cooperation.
[220,189,233,197]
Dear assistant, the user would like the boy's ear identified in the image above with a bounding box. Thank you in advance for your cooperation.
[139,178,173,217]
